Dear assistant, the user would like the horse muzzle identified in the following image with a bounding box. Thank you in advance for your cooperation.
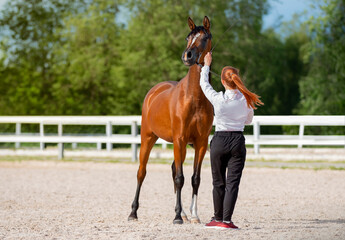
[181,48,198,66]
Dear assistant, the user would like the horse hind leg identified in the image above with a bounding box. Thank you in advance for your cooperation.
[171,161,189,223]
[128,132,158,221]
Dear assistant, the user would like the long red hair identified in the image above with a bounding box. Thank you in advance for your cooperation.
[221,66,263,109]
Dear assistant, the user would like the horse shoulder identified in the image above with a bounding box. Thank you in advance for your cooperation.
[144,81,177,106]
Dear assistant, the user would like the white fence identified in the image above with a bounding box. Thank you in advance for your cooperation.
[0,115,344,161]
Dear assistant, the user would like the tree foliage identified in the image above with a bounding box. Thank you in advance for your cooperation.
[0,0,86,114]
[51,0,123,114]
[0,0,343,118]
[297,0,345,114]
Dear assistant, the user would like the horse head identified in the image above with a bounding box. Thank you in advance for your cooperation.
[181,16,212,67]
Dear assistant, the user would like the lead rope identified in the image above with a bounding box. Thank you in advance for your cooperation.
[210,19,239,53]
[197,63,221,78]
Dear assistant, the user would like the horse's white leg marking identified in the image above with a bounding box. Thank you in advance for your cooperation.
[181,208,188,221]
[190,194,200,223]
[180,197,189,222]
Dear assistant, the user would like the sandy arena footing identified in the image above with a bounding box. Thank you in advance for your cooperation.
[0,161,344,239]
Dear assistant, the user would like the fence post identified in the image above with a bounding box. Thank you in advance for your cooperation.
[106,121,112,151]
[15,123,21,149]
[298,124,304,148]
[253,121,260,154]
[72,143,77,149]
[40,122,45,150]
[97,142,102,150]
[58,123,64,160]
[131,121,138,162]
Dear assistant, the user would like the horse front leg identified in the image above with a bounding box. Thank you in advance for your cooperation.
[172,161,189,223]
[172,139,187,224]
[190,140,208,223]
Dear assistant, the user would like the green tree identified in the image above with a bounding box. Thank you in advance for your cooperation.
[0,0,86,115]
[0,0,323,119]
[120,0,271,114]
[208,0,306,115]
[51,0,124,115]
[297,0,345,114]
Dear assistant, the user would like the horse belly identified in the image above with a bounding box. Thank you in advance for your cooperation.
[148,99,173,142]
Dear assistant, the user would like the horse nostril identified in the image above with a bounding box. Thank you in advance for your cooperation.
[187,51,192,59]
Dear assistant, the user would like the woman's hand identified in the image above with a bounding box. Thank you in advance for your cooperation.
[204,52,212,66]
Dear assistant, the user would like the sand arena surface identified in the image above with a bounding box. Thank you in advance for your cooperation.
[0,161,344,240]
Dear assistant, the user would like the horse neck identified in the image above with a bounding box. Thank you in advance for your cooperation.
[185,64,205,98]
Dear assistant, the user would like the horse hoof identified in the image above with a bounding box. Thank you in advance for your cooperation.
[128,213,138,221]
[190,217,201,224]
[128,216,138,221]
[173,218,184,225]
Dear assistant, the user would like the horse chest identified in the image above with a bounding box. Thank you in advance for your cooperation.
[174,97,213,129]
[173,96,203,115]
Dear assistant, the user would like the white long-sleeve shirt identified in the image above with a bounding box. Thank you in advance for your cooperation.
[200,66,253,132]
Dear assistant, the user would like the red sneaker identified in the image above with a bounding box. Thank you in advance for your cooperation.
[205,220,230,229]
[223,221,239,229]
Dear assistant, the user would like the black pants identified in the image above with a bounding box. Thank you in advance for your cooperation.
[210,131,246,222]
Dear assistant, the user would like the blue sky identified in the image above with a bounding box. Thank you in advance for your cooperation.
[0,0,315,30]
[263,0,314,29]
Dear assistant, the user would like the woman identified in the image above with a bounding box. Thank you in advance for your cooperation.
[201,52,263,229]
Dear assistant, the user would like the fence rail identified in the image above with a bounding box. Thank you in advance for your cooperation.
[0,115,344,161]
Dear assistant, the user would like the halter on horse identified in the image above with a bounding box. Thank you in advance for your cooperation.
[128,16,214,224]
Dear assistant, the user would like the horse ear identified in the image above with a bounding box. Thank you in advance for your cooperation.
[188,17,196,30]
[203,16,210,31]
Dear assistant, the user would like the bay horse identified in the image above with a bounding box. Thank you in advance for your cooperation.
[128,16,214,224]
